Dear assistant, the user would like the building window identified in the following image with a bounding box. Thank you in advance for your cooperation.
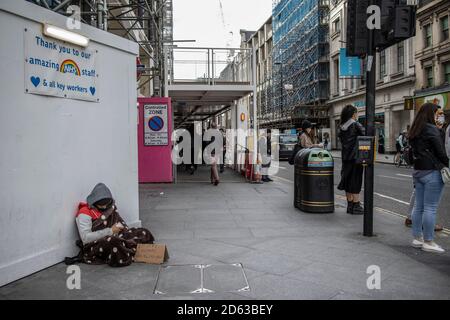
[380,50,386,78]
[332,17,341,34]
[334,58,340,94]
[441,16,449,42]
[424,24,432,48]
[444,62,450,84]
[425,66,434,88]
[397,42,404,73]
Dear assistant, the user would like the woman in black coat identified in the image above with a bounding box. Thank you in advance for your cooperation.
[338,105,365,215]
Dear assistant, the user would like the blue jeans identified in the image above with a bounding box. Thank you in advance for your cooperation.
[412,171,444,241]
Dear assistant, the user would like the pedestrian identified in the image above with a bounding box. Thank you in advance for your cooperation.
[219,128,226,173]
[209,123,220,186]
[446,122,450,161]
[288,131,303,165]
[69,183,154,267]
[337,105,365,215]
[323,132,330,151]
[189,125,198,175]
[299,120,323,149]
[378,132,385,154]
[409,103,449,253]
[259,130,273,182]
[404,121,443,232]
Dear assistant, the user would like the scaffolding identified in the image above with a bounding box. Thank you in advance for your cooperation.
[267,0,330,129]
[26,0,173,97]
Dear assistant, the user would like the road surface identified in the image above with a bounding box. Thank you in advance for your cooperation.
[272,158,450,229]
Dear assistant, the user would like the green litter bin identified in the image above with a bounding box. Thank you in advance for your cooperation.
[294,148,335,213]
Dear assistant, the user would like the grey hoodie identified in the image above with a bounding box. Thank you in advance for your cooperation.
[340,119,356,131]
[86,183,113,207]
[76,183,114,245]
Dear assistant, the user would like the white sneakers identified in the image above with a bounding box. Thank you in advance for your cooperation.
[412,238,445,253]
[422,242,445,254]
[411,238,424,248]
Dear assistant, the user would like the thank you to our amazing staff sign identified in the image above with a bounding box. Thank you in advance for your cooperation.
[24,28,98,102]
[144,104,169,146]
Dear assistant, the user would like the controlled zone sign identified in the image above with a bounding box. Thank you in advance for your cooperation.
[144,104,169,146]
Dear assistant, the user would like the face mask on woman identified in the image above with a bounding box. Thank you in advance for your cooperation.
[437,114,445,126]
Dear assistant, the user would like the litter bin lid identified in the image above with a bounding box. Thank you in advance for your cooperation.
[306,148,334,168]
[294,148,311,165]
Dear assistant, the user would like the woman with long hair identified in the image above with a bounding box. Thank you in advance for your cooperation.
[299,120,323,149]
[337,105,365,215]
[409,103,449,253]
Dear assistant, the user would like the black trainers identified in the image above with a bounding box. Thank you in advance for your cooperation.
[351,202,364,215]
[346,201,353,214]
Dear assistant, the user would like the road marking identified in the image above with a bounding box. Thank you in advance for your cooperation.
[272,176,294,184]
[272,164,287,170]
[397,174,412,178]
[336,195,450,235]
[375,207,450,236]
[374,192,410,205]
[377,175,410,182]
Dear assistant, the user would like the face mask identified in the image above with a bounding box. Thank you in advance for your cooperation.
[97,205,112,212]
[95,200,114,212]
[437,115,445,126]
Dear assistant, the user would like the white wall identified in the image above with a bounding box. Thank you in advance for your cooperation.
[0,1,140,286]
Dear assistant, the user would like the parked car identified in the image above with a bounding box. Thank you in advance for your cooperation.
[279,134,298,160]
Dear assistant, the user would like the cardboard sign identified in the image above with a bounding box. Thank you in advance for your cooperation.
[135,244,169,265]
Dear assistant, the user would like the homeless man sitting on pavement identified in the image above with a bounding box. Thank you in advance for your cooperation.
[68,183,154,267]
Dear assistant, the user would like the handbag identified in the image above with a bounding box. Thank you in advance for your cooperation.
[426,149,450,185]
[442,167,450,184]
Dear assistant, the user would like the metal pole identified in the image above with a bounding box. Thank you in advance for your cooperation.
[211,49,215,85]
[363,0,376,237]
[97,0,104,30]
[252,47,258,163]
[103,0,108,31]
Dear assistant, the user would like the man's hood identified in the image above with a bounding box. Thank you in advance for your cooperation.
[340,119,356,131]
[86,183,113,207]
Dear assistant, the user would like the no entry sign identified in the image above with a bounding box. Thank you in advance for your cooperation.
[144,104,168,146]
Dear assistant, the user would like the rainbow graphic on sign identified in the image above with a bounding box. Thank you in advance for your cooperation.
[59,59,81,76]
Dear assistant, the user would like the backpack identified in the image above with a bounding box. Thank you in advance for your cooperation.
[288,142,304,165]
[403,145,415,166]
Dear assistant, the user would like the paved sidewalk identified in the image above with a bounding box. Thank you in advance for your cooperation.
[331,150,395,165]
[1,166,450,300]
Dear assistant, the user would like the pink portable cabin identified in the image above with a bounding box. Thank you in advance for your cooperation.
[137,97,173,183]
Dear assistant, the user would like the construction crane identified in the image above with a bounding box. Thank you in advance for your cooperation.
[218,0,234,61]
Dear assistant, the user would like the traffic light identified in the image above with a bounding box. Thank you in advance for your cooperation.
[394,5,416,39]
[347,1,417,55]
[346,0,370,57]
[374,0,397,50]
[374,0,416,50]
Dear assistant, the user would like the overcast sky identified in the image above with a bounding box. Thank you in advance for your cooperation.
[173,0,273,48]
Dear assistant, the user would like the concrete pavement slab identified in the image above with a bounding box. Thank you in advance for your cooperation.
[153,229,195,241]
[238,274,340,300]
[231,250,314,276]
[185,220,239,229]
[194,228,253,239]
[2,167,450,299]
